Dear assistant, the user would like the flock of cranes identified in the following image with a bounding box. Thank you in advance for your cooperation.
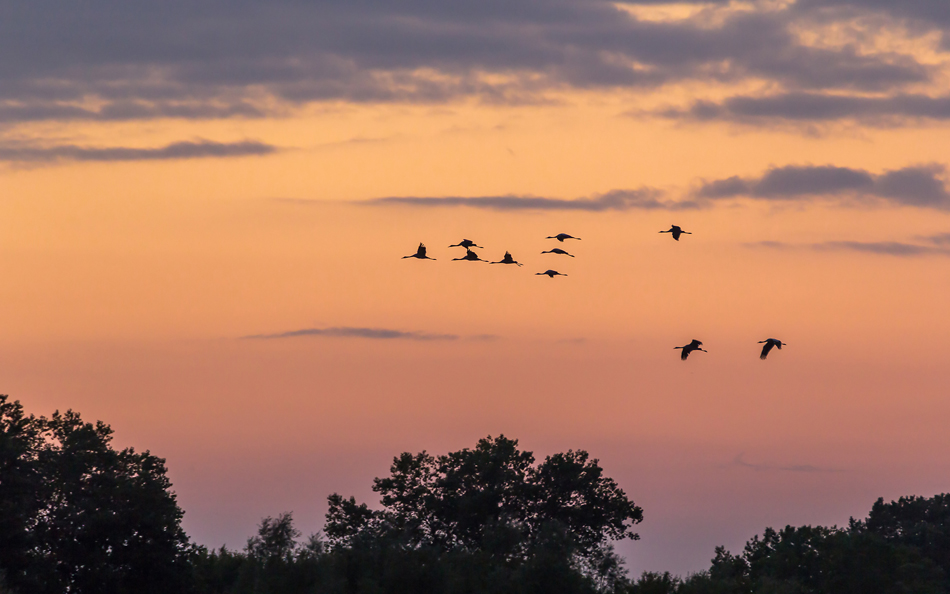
[402,233,580,278]
[404,225,786,361]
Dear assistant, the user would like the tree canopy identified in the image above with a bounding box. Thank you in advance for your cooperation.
[325,435,643,563]
[0,395,191,594]
[629,493,950,594]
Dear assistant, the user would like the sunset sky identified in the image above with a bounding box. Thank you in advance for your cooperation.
[3,0,950,576]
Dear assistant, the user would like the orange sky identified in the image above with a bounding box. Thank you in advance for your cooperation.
[3,0,950,576]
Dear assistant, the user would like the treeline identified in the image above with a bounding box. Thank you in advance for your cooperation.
[2,395,949,594]
[191,432,642,594]
[190,494,950,594]
[191,512,623,594]
[631,494,950,593]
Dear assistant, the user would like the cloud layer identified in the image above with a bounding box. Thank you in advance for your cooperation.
[698,164,950,208]
[730,453,841,473]
[660,93,950,126]
[370,188,695,211]
[749,233,950,257]
[0,0,946,123]
[244,326,459,341]
[0,139,276,163]
[815,241,950,256]
[364,164,950,212]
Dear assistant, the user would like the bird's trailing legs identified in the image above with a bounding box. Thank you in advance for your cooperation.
[452,248,487,262]
[659,225,691,241]
[758,338,787,360]
[674,339,706,360]
[541,248,574,257]
[403,243,436,260]
[490,251,523,266]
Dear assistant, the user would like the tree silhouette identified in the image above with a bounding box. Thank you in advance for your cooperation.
[326,435,643,575]
[636,494,950,593]
[247,513,301,562]
[0,397,44,592]
[0,395,191,594]
[24,393,950,594]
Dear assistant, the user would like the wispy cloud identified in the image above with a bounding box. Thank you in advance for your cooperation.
[658,92,950,126]
[0,139,277,163]
[469,334,502,341]
[697,164,950,209]
[744,240,793,250]
[368,189,697,211]
[747,238,950,257]
[729,453,842,473]
[244,326,460,341]
[920,232,950,245]
[0,101,265,124]
[814,241,950,257]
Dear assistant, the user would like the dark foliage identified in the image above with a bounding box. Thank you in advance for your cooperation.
[0,395,191,594]
[326,435,642,560]
[191,486,950,594]
[191,512,610,594]
[9,394,950,594]
[629,493,950,594]
[190,514,326,594]
[192,435,642,594]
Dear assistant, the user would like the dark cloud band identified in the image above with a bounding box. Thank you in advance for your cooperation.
[748,237,950,257]
[661,93,950,125]
[244,327,459,341]
[730,453,841,473]
[0,139,277,163]
[369,189,696,211]
[0,0,941,121]
[698,164,950,208]
[815,241,948,256]
[795,0,950,30]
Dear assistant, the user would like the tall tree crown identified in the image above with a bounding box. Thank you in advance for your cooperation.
[326,435,643,562]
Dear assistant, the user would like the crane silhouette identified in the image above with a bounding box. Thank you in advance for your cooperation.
[453,248,487,262]
[659,225,691,241]
[758,338,786,360]
[490,251,523,266]
[547,233,581,242]
[536,270,567,278]
[541,248,575,257]
[449,239,483,249]
[402,243,436,260]
[674,339,706,360]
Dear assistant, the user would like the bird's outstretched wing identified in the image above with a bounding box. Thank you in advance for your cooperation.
[760,342,774,359]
